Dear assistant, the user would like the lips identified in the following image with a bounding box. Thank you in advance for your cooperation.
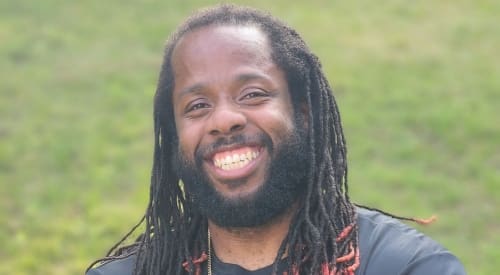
[202,144,264,183]
[213,147,261,171]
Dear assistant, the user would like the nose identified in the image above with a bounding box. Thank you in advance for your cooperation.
[208,103,247,136]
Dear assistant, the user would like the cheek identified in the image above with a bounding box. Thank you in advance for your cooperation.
[176,122,202,157]
[261,109,296,142]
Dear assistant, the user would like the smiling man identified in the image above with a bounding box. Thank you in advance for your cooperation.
[86,5,465,275]
[172,24,308,231]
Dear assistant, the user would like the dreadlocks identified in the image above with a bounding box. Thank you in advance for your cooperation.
[89,4,360,275]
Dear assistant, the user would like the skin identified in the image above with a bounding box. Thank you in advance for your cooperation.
[171,25,298,270]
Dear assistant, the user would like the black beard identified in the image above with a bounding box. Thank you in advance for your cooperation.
[174,120,309,228]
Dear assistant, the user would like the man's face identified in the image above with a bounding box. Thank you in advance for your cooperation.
[171,25,308,227]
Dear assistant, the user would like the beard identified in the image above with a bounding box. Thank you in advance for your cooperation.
[173,117,309,228]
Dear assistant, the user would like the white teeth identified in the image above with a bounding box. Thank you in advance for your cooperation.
[213,149,260,170]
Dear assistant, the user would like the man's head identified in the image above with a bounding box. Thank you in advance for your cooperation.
[170,24,310,228]
[140,5,356,274]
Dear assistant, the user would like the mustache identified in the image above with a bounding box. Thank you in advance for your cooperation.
[195,134,273,162]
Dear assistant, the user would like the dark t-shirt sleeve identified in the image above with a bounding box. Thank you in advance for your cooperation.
[401,251,465,275]
[85,255,135,275]
[356,208,466,275]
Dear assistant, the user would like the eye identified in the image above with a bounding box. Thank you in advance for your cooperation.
[243,92,264,99]
[185,100,210,114]
[240,89,269,101]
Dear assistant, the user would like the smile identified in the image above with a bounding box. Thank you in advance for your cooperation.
[213,147,261,171]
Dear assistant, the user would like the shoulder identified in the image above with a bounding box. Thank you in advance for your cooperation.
[86,254,137,275]
[355,207,466,275]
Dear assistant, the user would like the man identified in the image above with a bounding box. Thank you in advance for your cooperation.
[87,4,465,275]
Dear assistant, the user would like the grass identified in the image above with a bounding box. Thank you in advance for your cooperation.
[1,0,498,274]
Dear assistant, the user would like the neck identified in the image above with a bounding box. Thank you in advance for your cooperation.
[208,203,298,271]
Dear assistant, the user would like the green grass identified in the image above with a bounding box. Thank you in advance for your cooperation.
[1,0,498,274]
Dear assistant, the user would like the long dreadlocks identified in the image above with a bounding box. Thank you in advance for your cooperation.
[89,4,362,274]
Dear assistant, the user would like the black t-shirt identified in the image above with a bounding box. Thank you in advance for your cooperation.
[86,208,466,275]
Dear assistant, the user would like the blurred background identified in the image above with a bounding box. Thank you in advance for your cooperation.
[1,0,498,274]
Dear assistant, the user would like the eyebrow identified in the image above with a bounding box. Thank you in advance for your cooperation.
[178,83,205,97]
[235,72,269,83]
[177,73,270,97]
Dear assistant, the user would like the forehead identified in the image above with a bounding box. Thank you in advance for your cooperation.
[171,25,274,78]
[177,24,269,52]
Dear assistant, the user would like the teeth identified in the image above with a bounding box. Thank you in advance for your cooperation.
[213,149,260,170]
